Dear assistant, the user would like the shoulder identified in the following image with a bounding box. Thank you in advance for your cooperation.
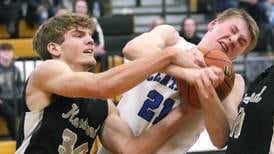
[173,37,196,49]
[25,60,73,111]
[151,24,177,32]
[235,73,245,89]
[229,73,245,97]
[33,60,71,76]
[149,25,180,46]
[150,24,179,37]
[223,73,245,104]
[30,60,72,86]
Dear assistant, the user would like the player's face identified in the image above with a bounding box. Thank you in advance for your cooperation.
[59,27,96,70]
[203,17,251,60]
[0,50,13,67]
[183,18,196,37]
[74,0,88,15]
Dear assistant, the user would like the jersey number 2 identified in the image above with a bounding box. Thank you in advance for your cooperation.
[138,90,175,124]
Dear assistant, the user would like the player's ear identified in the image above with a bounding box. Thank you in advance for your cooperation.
[47,42,61,57]
[208,19,217,31]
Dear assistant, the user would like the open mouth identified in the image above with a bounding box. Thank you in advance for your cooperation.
[83,49,93,54]
[219,41,228,53]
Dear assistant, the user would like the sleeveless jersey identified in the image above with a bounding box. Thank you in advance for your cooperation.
[97,37,205,154]
[226,65,274,154]
[16,80,108,154]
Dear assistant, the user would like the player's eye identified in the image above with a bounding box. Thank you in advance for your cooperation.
[74,33,82,37]
[238,38,247,47]
[231,28,236,34]
[231,25,239,34]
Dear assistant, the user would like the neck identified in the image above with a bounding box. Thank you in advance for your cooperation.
[197,35,209,51]
[69,63,92,72]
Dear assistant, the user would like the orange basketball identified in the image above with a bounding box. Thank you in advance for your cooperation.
[177,49,235,108]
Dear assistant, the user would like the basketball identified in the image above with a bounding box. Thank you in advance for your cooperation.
[177,49,235,108]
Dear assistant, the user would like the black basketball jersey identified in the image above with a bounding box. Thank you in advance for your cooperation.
[226,65,274,154]
[16,81,108,154]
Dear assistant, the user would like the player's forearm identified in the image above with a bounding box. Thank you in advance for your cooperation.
[205,76,245,148]
[96,50,175,98]
[201,91,230,148]
[204,109,230,149]
[162,64,189,79]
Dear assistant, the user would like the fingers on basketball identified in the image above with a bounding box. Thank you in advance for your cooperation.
[176,49,235,108]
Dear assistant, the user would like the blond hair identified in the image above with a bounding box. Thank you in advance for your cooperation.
[216,8,259,53]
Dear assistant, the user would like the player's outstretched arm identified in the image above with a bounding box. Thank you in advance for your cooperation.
[99,100,195,154]
[123,25,204,67]
[123,27,205,78]
[27,48,182,110]
[123,25,179,60]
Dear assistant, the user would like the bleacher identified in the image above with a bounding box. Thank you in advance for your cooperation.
[0,140,16,154]
[0,17,38,153]
[0,19,38,39]
[0,117,16,154]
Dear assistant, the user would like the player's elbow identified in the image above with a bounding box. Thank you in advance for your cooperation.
[212,138,227,149]
[214,143,226,149]
[123,40,136,60]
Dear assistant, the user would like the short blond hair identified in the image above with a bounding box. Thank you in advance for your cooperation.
[216,8,259,53]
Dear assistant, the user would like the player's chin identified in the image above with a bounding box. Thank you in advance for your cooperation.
[89,57,97,65]
[83,57,96,66]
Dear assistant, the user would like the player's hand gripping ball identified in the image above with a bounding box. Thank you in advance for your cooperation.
[177,49,235,108]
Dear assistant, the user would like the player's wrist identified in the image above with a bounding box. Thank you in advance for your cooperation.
[161,47,176,63]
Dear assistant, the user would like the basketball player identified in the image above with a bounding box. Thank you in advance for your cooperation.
[225,61,274,151]
[224,67,274,153]
[97,8,259,154]
[15,13,224,153]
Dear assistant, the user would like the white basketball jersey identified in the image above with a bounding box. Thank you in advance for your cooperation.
[98,37,205,154]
